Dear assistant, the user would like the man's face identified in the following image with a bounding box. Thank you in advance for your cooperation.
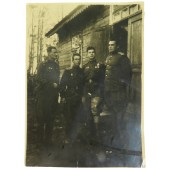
[108,41,117,53]
[48,48,58,60]
[73,55,81,67]
[87,49,95,61]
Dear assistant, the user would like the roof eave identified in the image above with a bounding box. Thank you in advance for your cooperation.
[45,5,90,37]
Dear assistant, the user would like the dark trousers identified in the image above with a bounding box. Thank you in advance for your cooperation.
[64,97,83,142]
[103,90,127,146]
[36,90,58,145]
[83,94,103,143]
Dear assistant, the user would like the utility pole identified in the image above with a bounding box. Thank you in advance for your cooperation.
[39,17,43,63]
[37,10,40,67]
[29,14,35,75]
[37,7,45,66]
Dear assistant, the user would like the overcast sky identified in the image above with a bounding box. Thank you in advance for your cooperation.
[26,3,79,71]
[27,4,79,35]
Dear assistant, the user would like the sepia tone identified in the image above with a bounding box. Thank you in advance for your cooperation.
[26,3,144,167]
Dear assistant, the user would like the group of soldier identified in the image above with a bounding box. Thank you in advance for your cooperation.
[34,39,132,149]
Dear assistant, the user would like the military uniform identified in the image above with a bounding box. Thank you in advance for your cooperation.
[103,51,132,146]
[82,59,105,143]
[36,59,60,145]
[60,66,84,143]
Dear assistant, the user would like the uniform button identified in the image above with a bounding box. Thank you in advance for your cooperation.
[89,79,92,83]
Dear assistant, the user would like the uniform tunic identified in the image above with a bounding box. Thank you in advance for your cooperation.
[60,66,84,142]
[104,52,131,109]
[83,59,105,97]
[36,59,60,144]
[82,59,105,142]
[103,52,132,146]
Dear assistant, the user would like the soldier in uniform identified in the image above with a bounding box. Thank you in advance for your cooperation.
[104,40,132,146]
[60,53,84,144]
[82,47,105,144]
[36,46,60,146]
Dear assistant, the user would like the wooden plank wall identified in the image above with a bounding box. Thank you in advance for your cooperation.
[82,5,110,64]
[128,14,142,103]
[58,5,110,69]
[58,37,72,70]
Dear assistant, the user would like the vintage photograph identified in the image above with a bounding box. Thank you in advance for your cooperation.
[26,3,144,167]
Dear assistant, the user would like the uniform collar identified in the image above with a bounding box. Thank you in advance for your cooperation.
[89,58,97,63]
[109,51,117,55]
[46,59,58,64]
[72,65,80,69]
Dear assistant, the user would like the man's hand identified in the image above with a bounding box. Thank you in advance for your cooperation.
[89,79,92,83]
[53,83,58,88]
[82,96,86,104]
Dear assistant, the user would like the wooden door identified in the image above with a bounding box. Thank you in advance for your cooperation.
[90,26,109,63]
[128,13,142,103]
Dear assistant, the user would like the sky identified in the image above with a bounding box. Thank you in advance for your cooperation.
[26,3,79,72]
[27,3,79,36]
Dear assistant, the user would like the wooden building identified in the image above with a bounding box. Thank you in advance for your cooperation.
[45,4,143,103]
[45,5,110,69]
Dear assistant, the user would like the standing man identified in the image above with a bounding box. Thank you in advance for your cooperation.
[60,53,84,144]
[82,47,105,144]
[104,40,132,146]
[36,46,60,146]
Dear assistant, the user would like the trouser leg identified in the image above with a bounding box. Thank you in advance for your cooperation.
[82,95,91,140]
[43,99,57,145]
[64,101,79,143]
[36,99,45,145]
[64,102,72,142]
[44,118,54,145]
[99,114,116,146]
[37,120,44,144]
[91,97,103,143]
[114,102,127,145]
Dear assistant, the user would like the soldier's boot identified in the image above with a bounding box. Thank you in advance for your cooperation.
[93,115,100,143]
